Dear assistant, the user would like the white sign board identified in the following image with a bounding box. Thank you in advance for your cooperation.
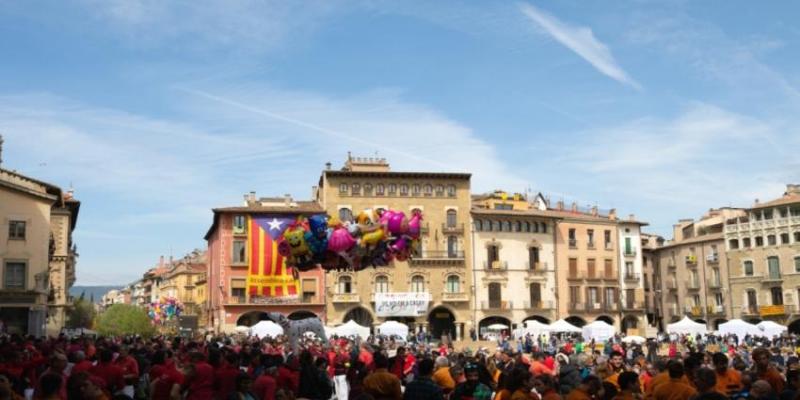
[375,292,430,317]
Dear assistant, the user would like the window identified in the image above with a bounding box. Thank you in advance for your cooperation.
[412,184,421,196]
[411,276,425,292]
[492,221,500,232]
[715,293,723,307]
[515,221,522,232]
[338,276,352,294]
[796,232,800,242]
[351,184,361,195]
[625,262,634,277]
[795,257,800,273]
[625,237,633,254]
[587,287,599,305]
[569,258,578,278]
[712,268,721,286]
[488,282,501,307]
[423,184,433,196]
[768,235,777,246]
[494,203,513,210]
[8,221,26,240]
[528,247,540,269]
[447,209,457,228]
[541,223,547,233]
[375,184,385,195]
[339,208,354,222]
[487,245,499,265]
[690,271,699,287]
[764,209,773,220]
[435,185,444,196]
[400,184,409,195]
[693,294,701,307]
[729,239,739,250]
[569,286,580,304]
[525,221,531,232]
[447,236,459,258]
[232,240,246,264]
[502,221,511,232]
[587,258,596,278]
[475,220,483,231]
[302,279,317,303]
[447,184,456,197]
[781,233,790,244]
[568,229,577,247]
[604,259,613,277]
[363,184,373,195]
[446,275,460,293]
[755,236,764,246]
[4,262,25,290]
[768,256,781,279]
[743,237,751,247]
[530,283,542,305]
[388,184,397,195]
[587,229,595,248]
[744,260,754,276]
[339,183,348,194]
[605,287,616,305]
[771,287,783,305]
[604,230,612,249]
[232,215,246,234]
[375,276,389,293]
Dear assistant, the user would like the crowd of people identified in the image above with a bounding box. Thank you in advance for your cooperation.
[0,329,797,400]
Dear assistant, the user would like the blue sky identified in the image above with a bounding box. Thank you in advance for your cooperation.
[1,1,799,285]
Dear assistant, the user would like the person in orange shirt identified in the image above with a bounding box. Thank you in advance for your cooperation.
[652,361,697,400]
[567,376,603,400]
[606,351,626,390]
[613,371,641,400]
[431,356,455,394]
[752,347,785,394]
[529,353,555,377]
[712,353,742,397]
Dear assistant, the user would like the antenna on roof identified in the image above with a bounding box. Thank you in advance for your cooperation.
[0,133,4,167]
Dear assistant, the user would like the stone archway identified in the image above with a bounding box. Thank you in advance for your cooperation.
[343,306,373,327]
[694,319,707,325]
[523,315,551,324]
[287,310,318,320]
[788,319,800,334]
[621,315,639,334]
[236,311,269,327]
[428,307,456,340]
[566,316,587,328]
[479,315,511,338]
[596,315,615,326]
[712,319,728,330]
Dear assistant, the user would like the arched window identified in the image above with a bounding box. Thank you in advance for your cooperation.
[339,183,348,194]
[375,276,389,293]
[423,184,433,195]
[447,184,456,197]
[515,221,522,232]
[446,275,460,293]
[400,184,409,195]
[351,184,361,195]
[502,221,511,232]
[447,236,458,258]
[541,223,547,233]
[533,222,539,233]
[768,256,781,279]
[338,276,352,294]
[388,184,397,195]
[524,221,531,232]
[475,220,483,231]
[375,184,385,195]
[411,276,425,292]
[447,209,457,228]
[412,184,421,196]
[363,184,373,195]
[339,208,354,222]
[435,185,444,196]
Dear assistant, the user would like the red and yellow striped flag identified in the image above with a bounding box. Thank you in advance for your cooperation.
[247,215,299,297]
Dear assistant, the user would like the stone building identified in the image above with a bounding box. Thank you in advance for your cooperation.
[159,250,207,329]
[470,191,560,337]
[315,155,473,339]
[725,184,800,328]
[0,167,79,336]
[205,194,327,333]
[641,233,665,331]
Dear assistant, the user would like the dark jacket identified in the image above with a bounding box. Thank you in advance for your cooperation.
[558,363,581,395]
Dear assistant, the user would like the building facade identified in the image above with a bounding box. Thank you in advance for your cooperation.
[0,167,79,336]
[725,184,800,328]
[617,220,648,334]
[470,191,559,337]
[159,250,207,328]
[641,233,665,331]
[205,194,327,333]
[316,155,473,339]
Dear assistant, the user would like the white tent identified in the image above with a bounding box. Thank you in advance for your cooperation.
[666,317,708,336]
[621,335,646,344]
[523,320,551,337]
[718,319,761,338]
[487,323,508,330]
[548,319,582,333]
[377,321,409,338]
[582,320,615,341]
[234,326,250,333]
[250,320,284,339]
[334,320,371,339]
[757,321,787,338]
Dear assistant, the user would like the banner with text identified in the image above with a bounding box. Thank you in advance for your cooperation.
[375,292,431,317]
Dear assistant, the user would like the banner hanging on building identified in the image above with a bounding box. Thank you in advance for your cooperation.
[375,292,431,317]
[247,215,299,299]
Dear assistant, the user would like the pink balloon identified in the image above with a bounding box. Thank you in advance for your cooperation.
[328,226,356,252]
[387,211,409,235]
[408,212,423,239]
[391,237,408,253]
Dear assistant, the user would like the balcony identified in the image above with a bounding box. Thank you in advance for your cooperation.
[441,223,465,234]
[665,280,678,290]
[410,250,465,266]
[195,273,207,284]
[584,302,605,312]
[587,241,596,250]
[228,296,247,304]
[569,239,577,248]
[759,305,795,317]
[623,301,645,310]
[442,292,469,302]
[741,305,760,317]
[667,304,679,316]
[687,280,700,290]
[708,280,722,289]
[526,261,551,272]
[624,248,637,257]
[624,273,641,283]
[707,305,725,315]
[420,223,430,234]
[482,300,513,310]
[332,293,361,303]
[522,300,555,310]
[706,253,719,263]
[685,255,698,266]
[585,271,602,281]
[763,273,783,283]
[602,274,619,283]
[483,260,508,271]
[604,302,620,312]
[605,242,614,251]
[685,305,703,317]
[567,272,584,281]
[568,302,586,312]
[668,263,677,270]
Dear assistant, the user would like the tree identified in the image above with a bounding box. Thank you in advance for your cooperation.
[96,304,156,338]
[67,298,96,329]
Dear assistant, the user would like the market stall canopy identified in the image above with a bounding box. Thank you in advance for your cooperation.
[548,319,581,333]
[234,326,250,333]
[334,320,371,339]
[666,317,708,336]
[377,321,409,338]
[756,321,787,338]
[621,335,646,344]
[250,320,284,339]
[487,323,509,330]
[718,319,761,338]
[523,320,551,337]
[582,320,615,341]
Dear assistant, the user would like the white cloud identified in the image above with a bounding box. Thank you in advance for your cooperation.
[519,3,641,89]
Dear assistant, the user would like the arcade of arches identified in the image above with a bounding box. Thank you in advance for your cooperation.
[235,310,322,327]
[334,306,464,340]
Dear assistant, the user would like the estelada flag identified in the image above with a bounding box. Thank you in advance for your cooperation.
[247,215,299,297]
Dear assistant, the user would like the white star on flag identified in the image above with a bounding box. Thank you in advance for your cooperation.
[267,218,284,231]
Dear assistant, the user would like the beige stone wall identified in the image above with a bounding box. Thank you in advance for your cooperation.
[321,173,472,338]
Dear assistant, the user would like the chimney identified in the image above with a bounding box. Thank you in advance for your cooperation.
[787,184,800,195]
[325,162,332,171]
[570,202,578,213]
[591,206,598,216]
[608,209,617,221]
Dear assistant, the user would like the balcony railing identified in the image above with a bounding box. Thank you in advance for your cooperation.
[526,261,551,272]
[441,223,465,234]
[522,300,555,310]
[741,305,760,316]
[707,305,724,315]
[763,273,783,283]
[482,300,512,310]
[706,253,719,263]
[226,295,323,305]
[568,302,586,312]
[567,272,584,281]
[332,293,361,303]
[685,255,698,265]
[666,280,678,290]
[442,292,469,302]
[685,305,703,317]
[569,239,577,248]
[624,273,641,282]
[687,280,700,290]
[587,241,596,249]
[624,248,637,256]
[623,301,645,310]
[605,242,613,251]
[483,260,508,271]
[708,279,722,289]
[418,250,465,259]
[602,273,619,282]
[585,271,602,281]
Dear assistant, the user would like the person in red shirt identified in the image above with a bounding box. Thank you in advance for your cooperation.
[114,346,139,397]
[185,352,214,400]
[253,362,278,400]
[358,344,374,371]
[71,351,93,376]
[215,352,242,400]
[89,349,125,395]
[276,355,300,395]
[149,350,184,400]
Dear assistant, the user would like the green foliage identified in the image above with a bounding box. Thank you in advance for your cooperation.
[96,304,155,338]
[67,298,96,329]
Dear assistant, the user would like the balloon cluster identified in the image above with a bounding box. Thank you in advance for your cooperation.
[279,209,423,272]
[148,297,184,325]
